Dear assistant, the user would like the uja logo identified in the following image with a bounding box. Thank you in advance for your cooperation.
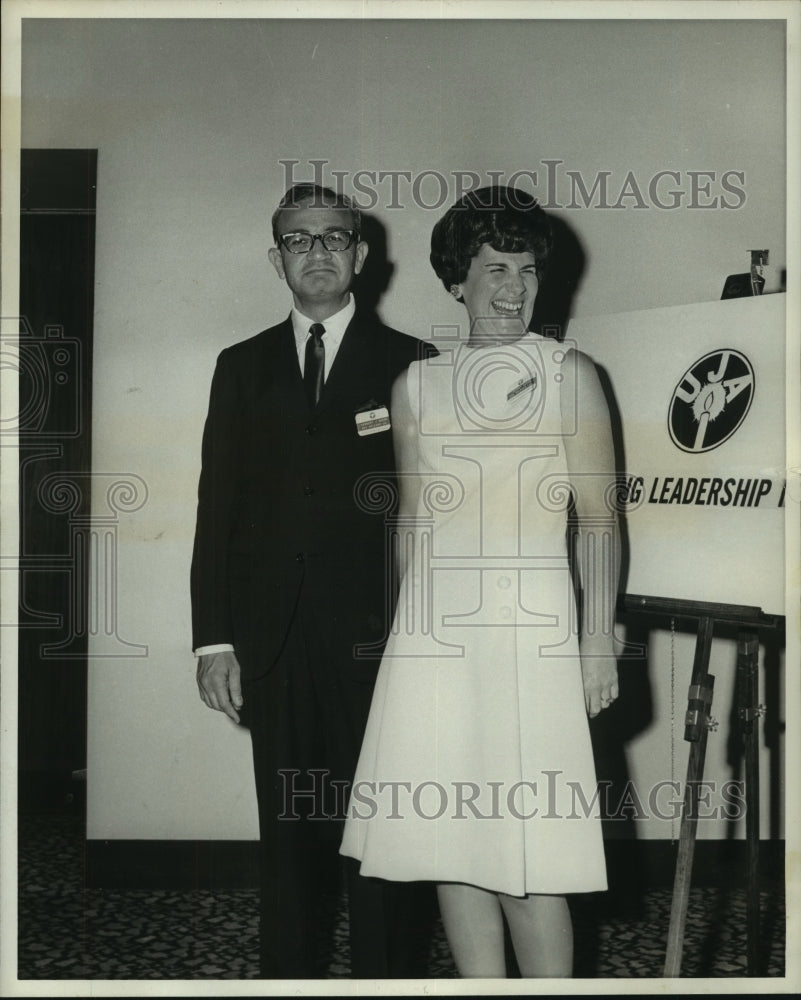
[668,349,754,453]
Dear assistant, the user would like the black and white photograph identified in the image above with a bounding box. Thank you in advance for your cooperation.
[1,0,798,994]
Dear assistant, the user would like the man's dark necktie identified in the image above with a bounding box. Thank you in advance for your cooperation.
[304,323,325,409]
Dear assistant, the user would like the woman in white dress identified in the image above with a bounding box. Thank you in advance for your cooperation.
[341,186,620,978]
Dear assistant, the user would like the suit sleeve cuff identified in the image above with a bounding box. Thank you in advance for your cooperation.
[194,643,235,657]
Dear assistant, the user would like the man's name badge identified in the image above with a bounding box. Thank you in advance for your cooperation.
[507,374,537,401]
[355,406,391,436]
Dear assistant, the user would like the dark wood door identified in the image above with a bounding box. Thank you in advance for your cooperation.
[18,149,97,811]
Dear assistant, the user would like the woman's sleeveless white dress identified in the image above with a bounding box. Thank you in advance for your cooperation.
[340,333,607,896]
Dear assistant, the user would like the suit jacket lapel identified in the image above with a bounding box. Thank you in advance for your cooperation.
[255,316,308,414]
[275,316,300,379]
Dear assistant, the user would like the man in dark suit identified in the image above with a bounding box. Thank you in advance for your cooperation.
[191,183,430,978]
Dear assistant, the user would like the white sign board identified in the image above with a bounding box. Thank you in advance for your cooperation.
[571,293,786,616]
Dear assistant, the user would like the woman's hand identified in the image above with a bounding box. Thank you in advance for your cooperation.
[580,644,619,718]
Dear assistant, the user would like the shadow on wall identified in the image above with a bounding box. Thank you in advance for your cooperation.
[546,205,656,953]
[354,213,396,323]
[531,211,588,341]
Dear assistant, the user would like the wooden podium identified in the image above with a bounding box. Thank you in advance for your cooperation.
[619,594,781,978]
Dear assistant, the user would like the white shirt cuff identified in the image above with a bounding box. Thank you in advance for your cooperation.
[194,643,235,657]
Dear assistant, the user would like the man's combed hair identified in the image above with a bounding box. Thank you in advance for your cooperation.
[271,184,361,243]
[430,186,552,293]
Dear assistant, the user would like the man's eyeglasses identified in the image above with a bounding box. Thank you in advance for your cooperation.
[277,230,358,254]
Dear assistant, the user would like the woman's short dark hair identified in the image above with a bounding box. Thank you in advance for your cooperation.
[430,186,552,294]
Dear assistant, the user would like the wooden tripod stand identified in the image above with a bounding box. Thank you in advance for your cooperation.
[619,594,781,978]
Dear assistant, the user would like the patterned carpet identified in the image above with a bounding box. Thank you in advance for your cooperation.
[16,812,785,981]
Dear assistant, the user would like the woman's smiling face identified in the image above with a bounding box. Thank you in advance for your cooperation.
[455,244,540,340]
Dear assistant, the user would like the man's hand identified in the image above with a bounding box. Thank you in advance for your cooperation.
[580,644,619,719]
[196,650,243,724]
